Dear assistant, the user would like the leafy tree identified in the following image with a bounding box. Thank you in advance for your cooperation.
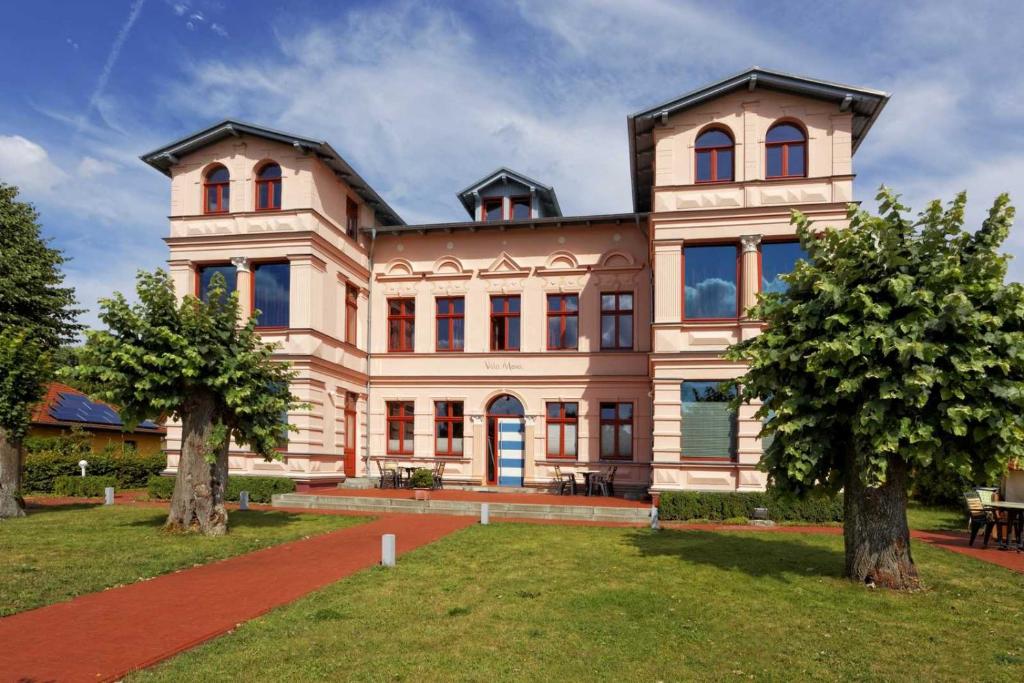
[67,270,302,535]
[0,183,80,518]
[726,188,1024,590]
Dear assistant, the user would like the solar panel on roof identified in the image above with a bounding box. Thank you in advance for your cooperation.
[50,392,123,427]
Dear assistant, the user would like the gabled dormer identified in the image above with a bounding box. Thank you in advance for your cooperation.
[456,167,561,222]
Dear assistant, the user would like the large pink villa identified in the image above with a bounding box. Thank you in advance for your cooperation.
[141,68,889,497]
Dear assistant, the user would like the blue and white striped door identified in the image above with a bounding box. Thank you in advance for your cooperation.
[497,418,525,487]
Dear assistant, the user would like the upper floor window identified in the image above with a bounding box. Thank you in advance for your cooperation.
[683,244,738,320]
[345,283,358,345]
[203,165,230,214]
[600,292,633,350]
[255,163,282,211]
[196,264,236,304]
[434,401,464,456]
[761,241,807,294]
[695,128,734,183]
[346,197,358,238]
[436,297,465,352]
[766,123,807,178]
[253,262,290,328]
[387,298,415,352]
[490,295,521,351]
[510,196,531,220]
[482,197,503,222]
[546,294,578,350]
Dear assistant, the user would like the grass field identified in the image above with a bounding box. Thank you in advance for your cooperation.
[135,521,1024,682]
[0,503,367,617]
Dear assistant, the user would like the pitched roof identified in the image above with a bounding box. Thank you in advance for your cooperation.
[31,382,166,434]
[140,119,404,226]
[627,66,891,212]
[456,167,562,218]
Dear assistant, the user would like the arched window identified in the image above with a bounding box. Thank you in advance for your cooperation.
[695,127,734,183]
[203,165,230,214]
[255,162,282,211]
[766,123,807,178]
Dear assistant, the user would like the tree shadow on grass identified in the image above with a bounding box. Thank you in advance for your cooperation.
[630,528,845,581]
[125,508,310,530]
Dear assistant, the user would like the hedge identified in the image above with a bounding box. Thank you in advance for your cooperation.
[657,490,843,523]
[53,475,118,497]
[147,476,296,503]
[24,452,166,493]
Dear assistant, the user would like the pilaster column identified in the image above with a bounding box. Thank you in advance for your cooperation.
[739,235,761,318]
[231,256,251,318]
[653,239,684,324]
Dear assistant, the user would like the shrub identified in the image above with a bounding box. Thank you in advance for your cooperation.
[147,475,295,503]
[658,490,843,523]
[24,427,92,456]
[23,452,166,493]
[410,468,434,489]
[53,475,118,497]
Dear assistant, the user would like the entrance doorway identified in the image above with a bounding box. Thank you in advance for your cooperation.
[486,394,525,487]
[343,392,357,477]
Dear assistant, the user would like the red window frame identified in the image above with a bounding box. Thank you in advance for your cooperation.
[694,127,735,184]
[600,402,634,460]
[509,195,532,220]
[386,401,414,455]
[600,292,634,350]
[490,295,521,351]
[482,197,504,222]
[435,296,465,352]
[346,197,358,238]
[255,163,282,211]
[546,293,579,350]
[680,243,741,322]
[545,402,578,459]
[345,283,358,345]
[203,165,229,214]
[434,401,464,456]
[765,122,808,179]
[387,298,415,352]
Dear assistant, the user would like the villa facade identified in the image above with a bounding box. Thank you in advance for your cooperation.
[141,68,889,496]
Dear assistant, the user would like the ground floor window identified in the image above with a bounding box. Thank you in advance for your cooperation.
[600,402,633,460]
[434,401,464,456]
[387,401,414,455]
[681,381,737,459]
[545,402,578,458]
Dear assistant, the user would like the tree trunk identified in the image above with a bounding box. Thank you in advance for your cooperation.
[0,427,26,519]
[844,455,920,590]
[165,392,229,535]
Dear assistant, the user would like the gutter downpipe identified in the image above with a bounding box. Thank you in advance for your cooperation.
[362,227,377,480]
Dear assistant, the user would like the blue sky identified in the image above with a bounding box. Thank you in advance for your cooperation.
[2,0,1023,328]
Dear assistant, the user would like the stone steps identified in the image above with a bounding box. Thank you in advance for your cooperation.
[273,493,653,523]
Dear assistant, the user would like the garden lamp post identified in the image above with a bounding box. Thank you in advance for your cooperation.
[78,460,88,477]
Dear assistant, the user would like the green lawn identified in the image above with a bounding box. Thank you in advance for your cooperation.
[906,501,964,531]
[136,522,1024,682]
[0,503,367,617]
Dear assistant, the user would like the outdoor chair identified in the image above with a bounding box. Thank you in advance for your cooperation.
[976,486,1012,546]
[588,471,610,497]
[552,465,577,496]
[377,461,399,489]
[964,490,1002,547]
[432,461,446,490]
[604,465,618,497]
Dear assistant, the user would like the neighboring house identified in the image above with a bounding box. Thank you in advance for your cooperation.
[29,382,166,456]
[140,67,889,495]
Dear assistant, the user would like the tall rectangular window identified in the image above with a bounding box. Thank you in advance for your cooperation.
[435,297,465,352]
[482,197,503,222]
[253,262,290,328]
[196,264,237,303]
[345,283,358,345]
[681,381,737,459]
[386,401,414,455]
[683,244,738,320]
[546,294,578,350]
[346,197,358,238]
[387,298,415,352]
[600,402,633,460]
[510,196,531,220]
[434,401,464,456]
[546,402,578,459]
[760,241,807,294]
[490,295,521,351]
[600,292,633,350]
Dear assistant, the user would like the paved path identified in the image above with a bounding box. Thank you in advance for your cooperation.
[0,513,473,683]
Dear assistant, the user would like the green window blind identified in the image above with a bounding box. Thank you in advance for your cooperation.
[681,381,736,458]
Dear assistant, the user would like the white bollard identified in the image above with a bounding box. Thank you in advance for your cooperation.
[104,487,115,506]
[650,506,660,530]
[480,503,490,525]
[239,490,250,511]
[381,533,396,567]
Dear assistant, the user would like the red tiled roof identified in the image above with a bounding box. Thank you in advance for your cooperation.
[30,382,166,434]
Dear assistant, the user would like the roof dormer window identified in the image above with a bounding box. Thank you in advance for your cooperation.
[482,197,504,222]
[510,195,531,220]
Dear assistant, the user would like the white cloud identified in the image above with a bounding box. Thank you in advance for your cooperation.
[210,22,228,38]
[0,134,67,193]
[76,156,119,178]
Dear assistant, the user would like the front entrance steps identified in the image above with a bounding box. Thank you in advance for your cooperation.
[273,491,654,523]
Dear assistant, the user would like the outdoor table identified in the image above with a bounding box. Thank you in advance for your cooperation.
[401,467,417,488]
[578,471,601,496]
[985,501,1024,550]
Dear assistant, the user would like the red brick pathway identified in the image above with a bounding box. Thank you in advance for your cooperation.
[0,513,473,683]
